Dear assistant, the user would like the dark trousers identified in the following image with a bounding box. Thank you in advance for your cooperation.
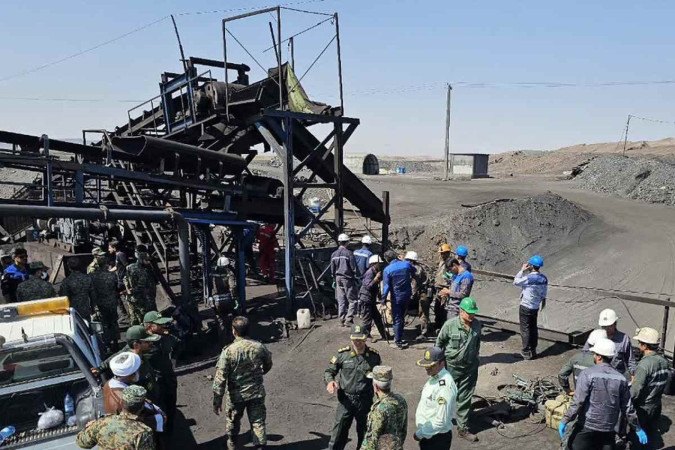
[419,430,452,449]
[630,405,662,449]
[519,305,539,354]
[571,428,615,450]
[328,393,371,450]
[158,376,178,434]
[361,297,388,341]
[434,296,447,332]
[392,300,407,344]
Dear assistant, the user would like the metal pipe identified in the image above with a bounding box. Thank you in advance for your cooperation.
[277,6,283,111]
[41,135,53,207]
[381,191,390,251]
[222,19,230,119]
[334,13,345,113]
[661,299,670,350]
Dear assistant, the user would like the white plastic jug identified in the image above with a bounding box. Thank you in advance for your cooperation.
[297,308,311,329]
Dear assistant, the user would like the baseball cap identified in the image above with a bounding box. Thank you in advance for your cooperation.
[367,365,393,382]
[125,325,160,343]
[350,323,367,340]
[143,311,172,325]
[416,346,445,368]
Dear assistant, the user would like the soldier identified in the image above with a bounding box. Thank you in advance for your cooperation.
[210,256,238,342]
[324,324,382,450]
[0,250,12,303]
[77,385,156,450]
[109,240,131,326]
[87,247,107,274]
[558,329,607,394]
[59,257,95,320]
[436,297,481,442]
[90,257,121,353]
[213,316,272,450]
[433,244,453,332]
[141,255,158,312]
[124,247,153,325]
[144,311,180,434]
[1,247,29,303]
[377,434,402,450]
[405,251,431,340]
[630,327,670,448]
[361,365,408,450]
[16,261,56,302]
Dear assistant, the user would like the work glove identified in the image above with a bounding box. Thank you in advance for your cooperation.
[558,422,566,439]
[213,395,223,416]
[636,428,648,445]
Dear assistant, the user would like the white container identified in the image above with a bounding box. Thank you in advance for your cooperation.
[297,308,311,329]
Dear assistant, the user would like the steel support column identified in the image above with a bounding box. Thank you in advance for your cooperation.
[282,116,295,319]
[234,228,247,313]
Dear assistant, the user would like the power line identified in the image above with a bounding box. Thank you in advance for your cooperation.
[176,0,329,16]
[0,96,142,103]
[630,114,675,125]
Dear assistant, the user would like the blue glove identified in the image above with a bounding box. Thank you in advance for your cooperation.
[636,429,648,445]
[558,422,566,439]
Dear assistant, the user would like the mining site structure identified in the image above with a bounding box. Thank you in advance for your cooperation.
[0,6,389,324]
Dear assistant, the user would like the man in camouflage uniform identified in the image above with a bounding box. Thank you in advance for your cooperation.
[361,365,408,450]
[59,257,94,320]
[90,252,121,352]
[76,385,155,450]
[213,316,273,450]
[16,261,56,302]
[87,247,107,274]
[324,324,382,450]
[0,250,13,303]
[124,247,154,325]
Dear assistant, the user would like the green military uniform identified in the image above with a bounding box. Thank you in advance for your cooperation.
[324,328,381,450]
[87,249,105,275]
[412,264,431,337]
[90,265,120,350]
[59,270,94,319]
[631,352,670,446]
[361,365,408,450]
[124,262,153,325]
[15,277,56,302]
[436,316,481,433]
[213,336,273,449]
[558,350,596,393]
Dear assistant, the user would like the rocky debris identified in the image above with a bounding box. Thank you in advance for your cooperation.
[389,193,591,271]
[573,155,675,206]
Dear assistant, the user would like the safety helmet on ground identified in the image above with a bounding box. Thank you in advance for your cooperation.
[586,329,607,347]
[404,251,418,262]
[368,255,383,265]
[528,255,544,268]
[459,297,479,314]
[337,233,350,243]
[589,337,616,358]
[361,235,373,245]
[633,327,659,345]
[598,309,618,326]
[217,256,231,267]
[456,245,469,257]
[438,244,452,254]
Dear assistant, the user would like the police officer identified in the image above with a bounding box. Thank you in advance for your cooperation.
[558,329,607,394]
[325,324,382,450]
[360,255,388,342]
[513,255,548,360]
[90,256,121,353]
[16,261,56,302]
[1,247,29,303]
[361,365,408,450]
[213,316,272,450]
[59,257,95,319]
[560,338,647,449]
[433,244,453,333]
[124,247,154,325]
[405,251,431,340]
[436,297,481,442]
[331,234,359,326]
[630,327,670,448]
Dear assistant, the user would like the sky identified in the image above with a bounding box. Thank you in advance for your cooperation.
[1,0,675,156]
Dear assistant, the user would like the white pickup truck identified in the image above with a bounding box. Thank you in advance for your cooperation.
[0,297,105,449]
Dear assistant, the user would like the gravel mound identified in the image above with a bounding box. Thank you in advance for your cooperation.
[574,155,675,206]
[389,193,591,271]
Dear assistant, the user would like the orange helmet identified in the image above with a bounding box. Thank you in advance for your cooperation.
[438,243,452,253]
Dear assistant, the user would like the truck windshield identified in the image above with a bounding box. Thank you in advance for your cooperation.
[0,344,78,385]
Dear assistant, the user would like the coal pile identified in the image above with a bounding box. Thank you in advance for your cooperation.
[573,155,675,206]
[389,193,591,271]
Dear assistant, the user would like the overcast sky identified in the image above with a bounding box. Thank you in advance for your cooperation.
[1,0,674,156]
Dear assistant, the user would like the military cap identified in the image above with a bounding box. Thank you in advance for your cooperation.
[143,311,172,325]
[350,323,367,340]
[416,346,445,368]
[367,365,393,382]
[122,385,147,407]
[91,247,106,257]
[29,261,48,271]
[125,325,160,343]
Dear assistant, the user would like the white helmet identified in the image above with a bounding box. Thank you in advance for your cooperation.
[589,337,616,358]
[586,329,608,347]
[633,327,660,345]
[598,309,618,326]
[217,256,231,267]
[337,233,350,243]
[361,235,373,245]
[368,255,383,265]
[404,251,418,261]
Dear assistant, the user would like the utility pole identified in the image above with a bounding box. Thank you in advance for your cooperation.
[444,83,453,180]
[622,114,632,156]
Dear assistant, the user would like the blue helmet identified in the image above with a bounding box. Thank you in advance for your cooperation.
[456,245,469,257]
[528,255,544,268]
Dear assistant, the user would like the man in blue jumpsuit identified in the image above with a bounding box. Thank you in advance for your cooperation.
[382,250,416,349]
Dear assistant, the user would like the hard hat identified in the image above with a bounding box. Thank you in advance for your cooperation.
[459,297,479,314]
[404,251,418,261]
[528,255,544,268]
[337,233,350,242]
[589,337,616,358]
[368,255,383,265]
[598,309,618,326]
[586,329,607,347]
[217,256,230,267]
[633,327,660,345]
[438,244,452,254]
[456,245,469,257]
[361,235,373,245]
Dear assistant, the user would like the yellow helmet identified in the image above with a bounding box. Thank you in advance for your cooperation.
[438,244,452,253]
